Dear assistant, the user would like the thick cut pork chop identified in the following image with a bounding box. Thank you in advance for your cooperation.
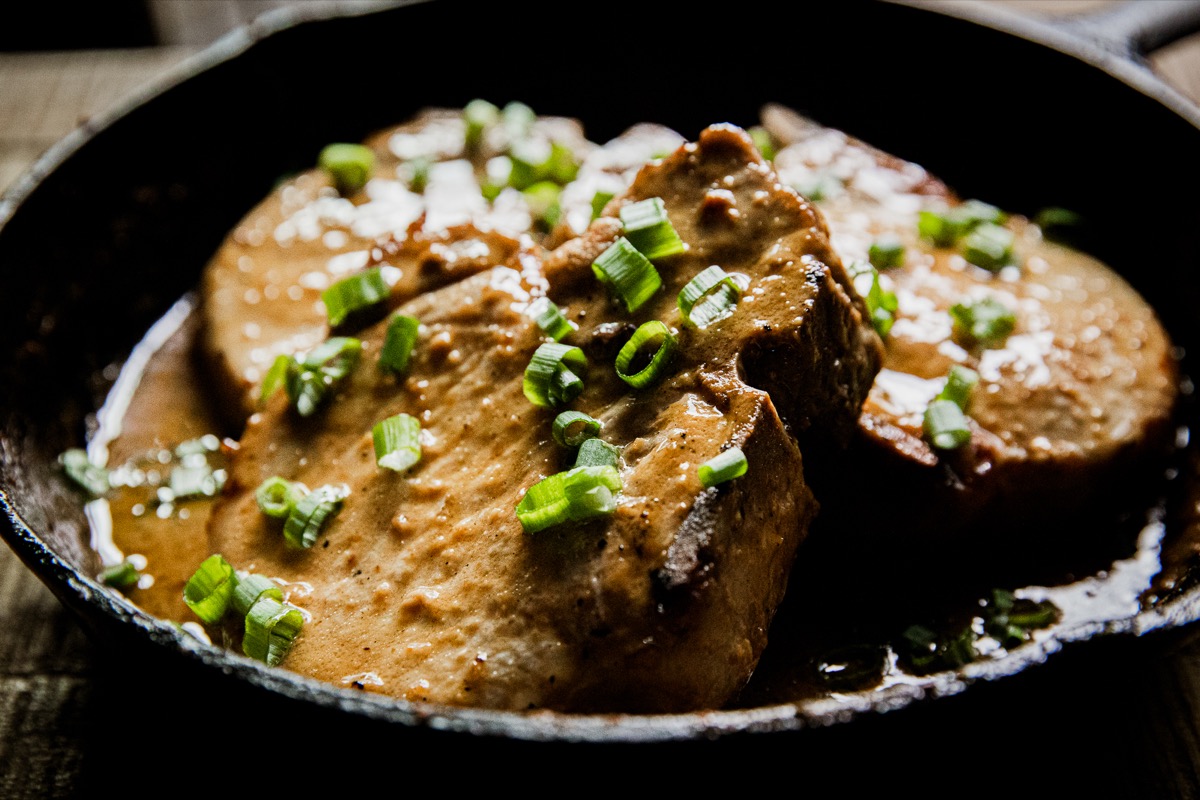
[762,104,1179,550]
[205,125,882,712]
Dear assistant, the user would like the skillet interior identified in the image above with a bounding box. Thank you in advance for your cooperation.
[2,0,1200,771]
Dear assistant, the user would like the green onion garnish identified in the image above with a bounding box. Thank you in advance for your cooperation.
[868,236,906,270]
[698,447,748,488]
[574,438,620,469]
[523,180,562,232]
[283,484,349,549]
[749,126,777,162]
[100,559,140,590]
[183,554,237,624]
[260,354,291,405]
[592,237,662,313]
[523,342,588,408]
[949,296,1016,348]
[255,476,306,519]
[373,413,422,472]
[961,222,1015,271]
[937,364,980,411]
[284,337,362,417]
[463,98,499,152]
[923,399,971,451]
[242,596,304,667]
[552,411,602,448]
[527,297,575,342]
[678,265,744,328]
[619,197,685,261]
[918,200,1006,247]
[515,465,623,534]
[318,143,375,195]
[59,448,110,497]
[850,261,899,338]
[405,155,432,193]
[231,573,284,619]
[615,320,677,388]
[379,313,420,374]
[322,266,389,328]
[591,190,615,220]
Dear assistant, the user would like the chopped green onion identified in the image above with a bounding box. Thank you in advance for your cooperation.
[619,197,685,261]
[242,596,304,667]
[591,190,615,220]
[322,266,389,328]
[924,398,971,451]
[678,265,744,328]
[318,143,375,195]
[515,465,622,534]
[523,342,588,408]
[509,139,578,190]
[749,126,777,161]
[255,476,306,519]
[918,200,1006,247]
[463,98,499,152]
[59,448,110,497]
[615,320,677,388]
[373,413,422,472]
[792,173,842,203]
[949,296,1016,348]
[698,447,748,488]
[592,237,662,313]
[574,438,621,468]
[937,364,980,411]
[1034,206,1082,231]
[850,261,899,338]
[100,559,140,590]
[961,222,1015,271]
[285,337,362,417]
[260,354,291,404]
[553,411,602,448]
[183,554,237,625]
[868,236,906,270]
[283,484,349,549]
[523,180,562,232]
[405,155,432,193]
[379,313,420,374]
[527,297,575,341]
[231,573,283,619]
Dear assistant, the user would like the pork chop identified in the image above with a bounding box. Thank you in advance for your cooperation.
[203,124,882,712]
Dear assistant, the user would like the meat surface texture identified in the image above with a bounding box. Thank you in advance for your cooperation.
[204,123,882,712]
[761,103,1180,552]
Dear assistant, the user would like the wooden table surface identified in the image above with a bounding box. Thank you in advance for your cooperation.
[3,1,1200,795]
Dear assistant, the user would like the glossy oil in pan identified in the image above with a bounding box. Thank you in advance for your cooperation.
[2,0,1200,784]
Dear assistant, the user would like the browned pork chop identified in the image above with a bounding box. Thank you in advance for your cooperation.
[762,103,1180,549]
[204,124,882,712]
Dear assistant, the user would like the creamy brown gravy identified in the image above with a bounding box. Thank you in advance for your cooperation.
[80,106,1197,710]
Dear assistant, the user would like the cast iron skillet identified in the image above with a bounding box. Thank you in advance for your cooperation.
[3,0,1200,778]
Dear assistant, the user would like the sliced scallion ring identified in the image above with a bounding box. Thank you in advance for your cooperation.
[463,98,499,152]
[961,222,1015,272]
[937,364,980,411]
[924,399,972,450]
[242,596,304,667]
[255,476,306,519]
[574,438,620,469]
[523,343,588,408]
[283,484,349,549]
[318,143,375,195]
[231,573,284,619]
[949,296,1016,348]
[515,465,623,534]
[698,447,748,488]
[379,313,420,374]
[260,353,291,404]
[59,448,110,497]
[592,237,662,313]
[100,559,140,590]
[615,320,676,388]
[285,337,362,417]
[322,266,389,328]
[373,413,422,472]
[868,236,905,270]
[552,411,602,448]
[527,297,575,342]
[678,266,745,328]
[591,190,615,220]
[183,554,237,625]
[619,197,685,261]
